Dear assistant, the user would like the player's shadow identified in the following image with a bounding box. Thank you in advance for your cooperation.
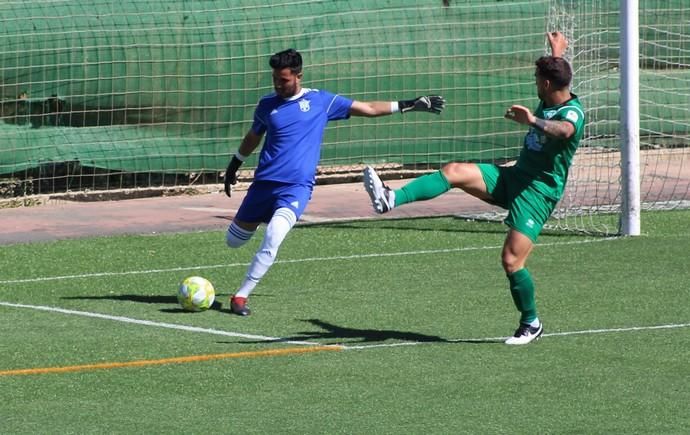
[237,319,500,345]
[61,294,223,312]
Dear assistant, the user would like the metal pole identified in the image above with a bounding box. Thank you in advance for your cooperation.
[620,0,641,235]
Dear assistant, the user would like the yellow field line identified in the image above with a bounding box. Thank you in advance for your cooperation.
[0,345,343,377]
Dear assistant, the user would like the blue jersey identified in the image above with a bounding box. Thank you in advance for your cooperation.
[251,88,353,185]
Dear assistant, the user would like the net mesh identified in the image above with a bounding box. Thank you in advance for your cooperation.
[0,0,688,235]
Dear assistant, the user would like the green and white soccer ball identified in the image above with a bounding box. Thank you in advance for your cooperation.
[177,276,215,312]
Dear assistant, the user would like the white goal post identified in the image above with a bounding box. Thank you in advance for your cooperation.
[547,0,689,236]
[620,0,641,236]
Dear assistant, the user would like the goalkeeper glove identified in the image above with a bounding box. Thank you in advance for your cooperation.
[398,95,446,114]
[224,155,243,197]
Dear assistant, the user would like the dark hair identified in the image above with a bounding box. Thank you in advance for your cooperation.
[269,48,303,74]
[535,56,572,89]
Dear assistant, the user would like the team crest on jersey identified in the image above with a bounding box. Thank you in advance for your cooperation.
[299,99,311,112]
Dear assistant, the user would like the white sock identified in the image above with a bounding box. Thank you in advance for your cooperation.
[226,222,255,248]
[529,318,541,328]
[234,207,297,298]
[234,278,257,299]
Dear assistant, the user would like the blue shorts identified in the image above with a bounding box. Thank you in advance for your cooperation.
[234,181,312,224]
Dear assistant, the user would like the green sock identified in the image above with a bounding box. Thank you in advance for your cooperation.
[394,170,451,207]
[508,268,538,324]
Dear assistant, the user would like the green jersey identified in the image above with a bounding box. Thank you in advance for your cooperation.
[516,94,585,200]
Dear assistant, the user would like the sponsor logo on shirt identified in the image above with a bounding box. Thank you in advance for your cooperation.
[525,130,543,151]
[565,110,579,123]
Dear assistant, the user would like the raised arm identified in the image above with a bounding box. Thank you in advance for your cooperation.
[349,100,396,117]
[503,31,575,139]
[350,96,445,117]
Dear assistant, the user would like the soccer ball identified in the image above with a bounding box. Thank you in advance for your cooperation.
[177,276,215,312]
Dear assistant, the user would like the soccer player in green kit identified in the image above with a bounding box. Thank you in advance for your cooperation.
[363,31,584,345]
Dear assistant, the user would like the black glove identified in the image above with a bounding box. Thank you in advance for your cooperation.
[398,95,446,114]
[224,155,243,197]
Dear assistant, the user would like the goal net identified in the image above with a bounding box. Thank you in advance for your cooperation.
[0,1,688,235]
[547,0,690,235]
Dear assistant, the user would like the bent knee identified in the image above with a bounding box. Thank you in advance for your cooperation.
[441,162,464,181]
[501,253,524,274]
[441,162,481,186]
[441,162,488,198]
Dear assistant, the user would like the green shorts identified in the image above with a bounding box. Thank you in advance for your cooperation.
[477,163,557,242]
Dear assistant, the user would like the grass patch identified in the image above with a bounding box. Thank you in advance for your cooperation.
[1,210,688,433]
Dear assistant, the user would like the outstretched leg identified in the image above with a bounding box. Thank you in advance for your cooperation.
[363,162,491,214]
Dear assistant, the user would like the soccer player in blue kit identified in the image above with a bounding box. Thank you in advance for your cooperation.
[223,48,445,315]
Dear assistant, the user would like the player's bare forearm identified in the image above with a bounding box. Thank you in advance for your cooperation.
[225,129,262,197]
[531,118,575,139]
[238,130,262,156]
[505,104,575,139]
[350,96,445,117]
[350,101,395,117]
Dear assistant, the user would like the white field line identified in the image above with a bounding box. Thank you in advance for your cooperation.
[0,237,619,285]
[0,301,323,347]
[344,323,690,350]
[1,301,687,352]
